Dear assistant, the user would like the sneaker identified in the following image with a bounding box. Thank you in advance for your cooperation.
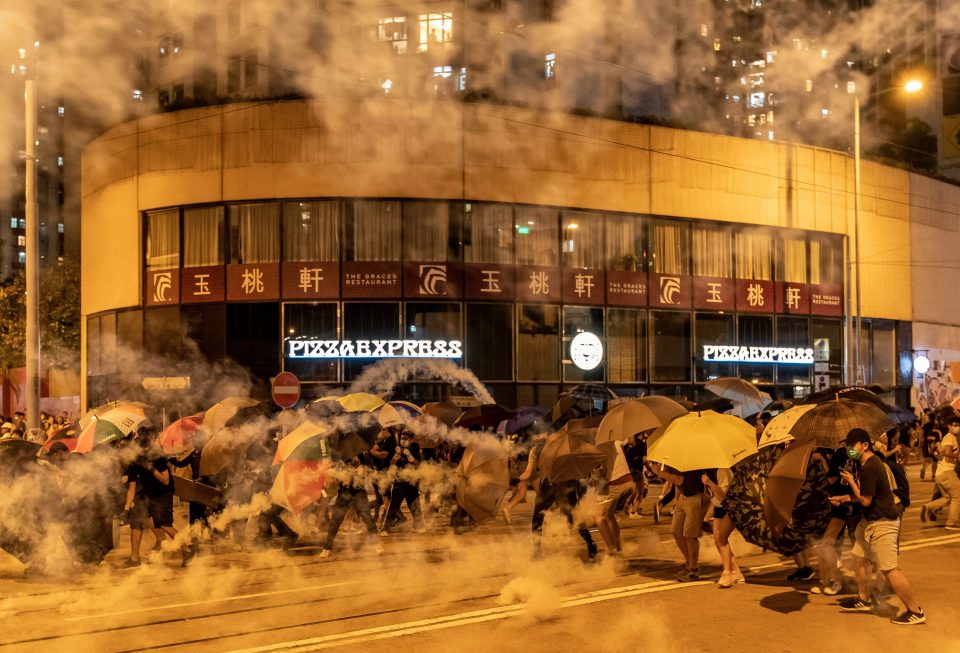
[920,506,930,523]
[675,568,700,582]
[586,542,598,560]
[501,507,512,525]
[317,548,332,559]
[653,503,661,524]
[180,548,197,568]
[732,571,746,585]
[717,572,733,589]
[838,597,873,612]
[822,581,842,596]
[810,584,824,594]
[120,558,141,569]
[787,567,815,581]
[378,530,389,537]
[890,609,926,625]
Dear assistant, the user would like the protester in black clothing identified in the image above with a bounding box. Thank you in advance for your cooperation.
[383,431,424,533]
[319,457,382,557]
[531,478,597,560]
[368,428,397,527]
[169,449,208,562]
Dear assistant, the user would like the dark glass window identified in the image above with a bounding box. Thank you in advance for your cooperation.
[561,210,603,269]
[144,307,182,361]
[282,201,340,262]
[343,302,401,380]
[403,201,459,261]
[464,203,513,264]
[117,310,143,369]
[563,306,604,382]
[812,318,844,389]
[651,311,691,381]
[515,206,558,266]
[605,213,645,271]
[100,313,117,375]
[226,303,280,382]
[607,308,646,383]
[738,314,774,383]
[284,303,338,382]
[466,303,513,381]
[776,316,811,387]
[182,304,227,363]
[516,384,560,409]
[87,316,101,376]
[696,313,735,381]
[517,304,560,381]
[872,321,896,386]
[406,302,461,341]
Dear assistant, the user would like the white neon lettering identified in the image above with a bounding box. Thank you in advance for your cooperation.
[286,339,463,359]
[701,345,814,364]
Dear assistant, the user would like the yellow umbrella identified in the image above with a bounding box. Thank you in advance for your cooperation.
[203,397,260,432]
[318,393,385,412]
[646,410,757,471]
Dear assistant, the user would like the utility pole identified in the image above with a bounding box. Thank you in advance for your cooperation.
[25,77,40,431]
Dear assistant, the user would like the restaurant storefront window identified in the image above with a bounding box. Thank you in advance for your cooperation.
[650,220,689,274]
[605,213,645,270]
[812,318,844,387]
[345,200,401,261]
[651,311,691,381]
[693,224,733,277]
[696,313,735,381]
[229,203,280,263]
[343,302,401,379]
[515,207,558,266]
[872,321,896,386]
[464,203,513,263]
[406,302,461,342]
[518,304,560,381]
[563,306,604,382]
[403,201,458,261]
[282,201,340,262]
[776,316,811,389]
[561,210,603,268]
[607,308,646,382]
[146,209,179,271]
[738,314,774,384]
[284,303,339,382]
[183,207,224,267]
[466,303,513,380]
[736,228,774,281]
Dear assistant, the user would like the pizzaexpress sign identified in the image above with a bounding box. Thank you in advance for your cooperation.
[287,339,463,359]
[702,345,814,364]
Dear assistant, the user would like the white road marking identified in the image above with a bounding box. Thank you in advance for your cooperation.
[227,579,712,653]
[63,581,359,622]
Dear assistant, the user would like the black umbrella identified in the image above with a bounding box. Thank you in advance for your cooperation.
[764,399,794,414]
[0,439,41,471]
[454,404,516,429]
[886,404,918,426]
[789,400,894,449]
[563,384,619,402]
[693,397,734,413]
[801,386,888,411]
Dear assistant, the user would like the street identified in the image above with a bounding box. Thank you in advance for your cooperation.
[1,466,958,653]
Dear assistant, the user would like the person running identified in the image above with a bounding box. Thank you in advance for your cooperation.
[531,477,597,560]
[319,455,383,557]
[655,463,706,581]
[810,447,851,595]
[921,415,960,530]
[919,413,942,481]
[382,431,424,534]
[594,439,634,558]
[832,429,925,625]
[502,434,546,524]
[702,468,745,588]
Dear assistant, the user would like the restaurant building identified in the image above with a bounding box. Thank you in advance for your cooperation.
[83,99,947,408]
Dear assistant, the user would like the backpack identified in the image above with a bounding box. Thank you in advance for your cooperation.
[882,458,910,509]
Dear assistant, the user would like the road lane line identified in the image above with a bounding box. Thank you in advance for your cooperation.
[63,581,360,622]
[227,579,712,653]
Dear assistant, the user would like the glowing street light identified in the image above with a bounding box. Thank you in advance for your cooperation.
[903,79,924,94]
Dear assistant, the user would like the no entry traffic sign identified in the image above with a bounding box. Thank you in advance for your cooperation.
[271,371,301,408]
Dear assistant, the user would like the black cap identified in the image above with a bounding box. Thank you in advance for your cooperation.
[844,428,871,446]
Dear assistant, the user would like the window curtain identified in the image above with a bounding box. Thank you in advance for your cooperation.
[782,237,807,283]
[183,206,224,267]
[146,209,179,270]
[403,201,450,261]
[515,207,558,266]
[735,230,773,280]
[809,236,842,285]
[231,203,279,264]
[561,210,603,268]
[692,225,733,277]
[605,214,644,270]
[283,200,340,262]
[651,221,688,275]
[465,203,513,264]
[349,200,401,261]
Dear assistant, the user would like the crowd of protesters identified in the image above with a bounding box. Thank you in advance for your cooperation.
[3,396,955,629]
[0,410,75,443]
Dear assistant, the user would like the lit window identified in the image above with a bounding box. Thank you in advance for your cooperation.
[805,79,813,92]
[9,218,16,229]
[380,78,393,93]
[132,89,143,101]
[714,39,721,51]
[732,59,738,67]
[752,0,763,6]
[545,53,556,79]
[57,106,64,117]
[457,67,467,92]
[17,235,25,246]
[19,219,25,229]
[378,17,408,54]
[18,252,25,264]
[767,110,774,122]
[749,92,765,108]
[700,24,708,37]
[821,49,828,59]
[748,115,756,126]
[766,51,775,63]
[57,156,63,167]
[18,48,26,59]
[846,81,856,94]
[821,108,829,116]
[733,36,742,43]
[433,65,453,78]
[57,223,64,233]
[417,12,453,52]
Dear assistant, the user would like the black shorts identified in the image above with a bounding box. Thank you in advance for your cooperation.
[148,494,175,528]
[829,503,852,522]
[713,506,727,520]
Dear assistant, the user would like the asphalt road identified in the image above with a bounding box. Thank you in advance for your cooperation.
[1,465,959,653]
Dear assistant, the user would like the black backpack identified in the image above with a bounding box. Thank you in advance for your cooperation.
[884,458,911,508]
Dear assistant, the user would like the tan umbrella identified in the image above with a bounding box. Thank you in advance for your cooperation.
[595,397,688,445]
[537,424,608,483]
[422,401,462,427]
[455,443,511,522]
[764,441,817,534]
[199,426,261,477]
[758,404,818,448]
[203,397,260,433]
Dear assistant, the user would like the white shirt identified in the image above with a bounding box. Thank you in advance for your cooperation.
[936,432,959,479]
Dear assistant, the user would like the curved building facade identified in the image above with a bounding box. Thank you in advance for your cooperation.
[83,99,946,408]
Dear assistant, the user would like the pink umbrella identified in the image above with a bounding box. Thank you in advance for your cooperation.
[159,413,204,455]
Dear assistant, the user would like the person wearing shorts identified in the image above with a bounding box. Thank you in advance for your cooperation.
[594,440,634,557]
[832,429,925,625]
[656,464,706,581]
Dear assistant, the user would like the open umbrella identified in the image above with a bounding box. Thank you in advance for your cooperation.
[595,397,687,445]
[764,441,818,534]
[537,424,608,483]
[455,443,511,522]
[158,413,204,455]
[758,404,818,448]
[75,405,150,453]
[270,420,334,514]
[422,401,462,427]
[646,410,757,471]
[705,377,763,402]
[78,401,150,430]
[550,395,586,426]
[789,400,894,449]
[199,426,259,477]
[319,393,384,412]
[377,401,421,429]
[0,439,41,470]
[455,404,516,430]
[692,397,734,414]
[801,386,887,410]
[203,397,260,433]
[42,423,80,453]
[887,404,918,425]
[500,406,549,436]
[563,384,618,402]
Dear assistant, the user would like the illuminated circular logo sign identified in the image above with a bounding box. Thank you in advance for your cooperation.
[570,332,603,371]
[914,355,930,375]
